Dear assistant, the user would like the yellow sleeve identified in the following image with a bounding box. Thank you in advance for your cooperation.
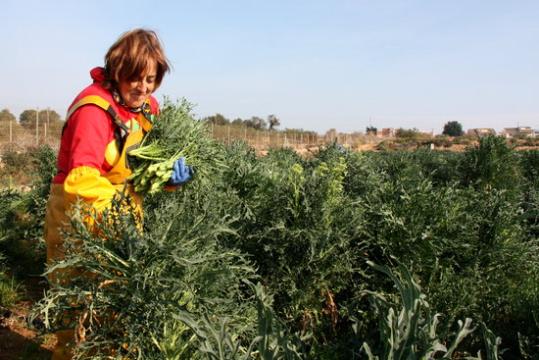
[63,166,117,213]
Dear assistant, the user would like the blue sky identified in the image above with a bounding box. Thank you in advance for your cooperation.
[2,0,538,133]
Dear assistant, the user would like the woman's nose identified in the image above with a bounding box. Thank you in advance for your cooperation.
[135,80,147,92]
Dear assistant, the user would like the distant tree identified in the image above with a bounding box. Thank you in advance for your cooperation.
[40,109,62,125]
[204,113,229,126]
[19,108,62,130]
[0,109,21,141]
[0,108,16,123]
[19,109,39,129]
[268,114,280,130]
[242,118,254,128]
[366,126,377,135]
[395,128,420,139]
[442,121,464,137]
[248,116,267,130]
[231,118,243,126]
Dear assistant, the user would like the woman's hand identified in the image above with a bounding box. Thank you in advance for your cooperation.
[167,157,193,186]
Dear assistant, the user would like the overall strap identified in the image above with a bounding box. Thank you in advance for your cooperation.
[64,95,131,153]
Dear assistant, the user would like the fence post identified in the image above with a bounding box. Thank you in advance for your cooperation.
[35,108,39,146]
[9,119,13,143]
[46,108,50,142]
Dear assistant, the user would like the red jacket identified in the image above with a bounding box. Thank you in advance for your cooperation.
[53,67,159,184]
[51,67,159,213]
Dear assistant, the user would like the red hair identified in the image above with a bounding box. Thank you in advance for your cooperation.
[104,29,170,89]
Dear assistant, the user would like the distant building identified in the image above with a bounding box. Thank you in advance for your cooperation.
[466,128,496,137]
[380,128,395,137]
[418,130,434,137]
[501,127,535,138]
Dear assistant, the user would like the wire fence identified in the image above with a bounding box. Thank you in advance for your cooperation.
[209,124,378,152]
[0,120,381,154]
[0,120,61,151]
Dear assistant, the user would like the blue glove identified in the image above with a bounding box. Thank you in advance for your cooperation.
[168,157,193,186]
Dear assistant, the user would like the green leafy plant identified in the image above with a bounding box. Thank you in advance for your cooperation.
[0,145,56,274]
[459,135,521,192]
[33,189,260,359]
[12,133,538,358]
[128,99,225,194]
[169,282,307,360]
[359,261,500,360]
[0,255,20,307]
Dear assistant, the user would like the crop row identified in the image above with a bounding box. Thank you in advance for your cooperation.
[0,135,538,358]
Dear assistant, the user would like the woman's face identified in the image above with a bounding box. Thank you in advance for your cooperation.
[118,59,157,108]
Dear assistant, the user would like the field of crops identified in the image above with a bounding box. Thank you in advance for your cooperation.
[1,132,539,358]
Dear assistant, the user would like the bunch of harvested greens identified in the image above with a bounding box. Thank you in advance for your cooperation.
[128,98,223,194]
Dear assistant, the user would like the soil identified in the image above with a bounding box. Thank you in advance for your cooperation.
[0,277,54,360]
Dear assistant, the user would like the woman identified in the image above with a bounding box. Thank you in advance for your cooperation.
[44,28,191,360]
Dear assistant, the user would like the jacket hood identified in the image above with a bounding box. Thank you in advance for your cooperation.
[90,67,106,83]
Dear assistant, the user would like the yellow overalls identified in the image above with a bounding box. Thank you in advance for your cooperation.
[44,95,153,360]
